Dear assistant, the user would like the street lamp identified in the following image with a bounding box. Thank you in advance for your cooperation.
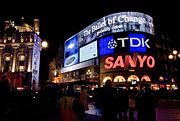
[168,49,180,60]
[41,40,48,49]
[168,49,179,90]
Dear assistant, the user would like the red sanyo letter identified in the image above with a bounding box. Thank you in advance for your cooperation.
[113,56,124,68]
[147,56,155,68]
[104,57,114,69]
[137,55,147,67]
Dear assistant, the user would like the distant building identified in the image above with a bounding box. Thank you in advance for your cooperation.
[0,18,42,90]
[154,34,179,90]
[49,44,64,84]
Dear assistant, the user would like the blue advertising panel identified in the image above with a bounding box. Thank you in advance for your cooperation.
[128,33,147,52]
[98,32,154,56]
[99,36,115,56]
[64,35,78,67]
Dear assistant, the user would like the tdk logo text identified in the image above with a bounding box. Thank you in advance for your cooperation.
[113,33,150,52]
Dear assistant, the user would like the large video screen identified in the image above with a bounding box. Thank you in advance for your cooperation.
[64,35,79,67]
[98,32,154,56]
[79,41,98,62]
[78,12,154,47]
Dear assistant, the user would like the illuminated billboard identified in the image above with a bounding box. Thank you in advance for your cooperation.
[63,12,154,70]
[78,12,154,47]
[64,35,78,67]
[79,41,98,62]
[99,32,154,56]
[100,53,156,73]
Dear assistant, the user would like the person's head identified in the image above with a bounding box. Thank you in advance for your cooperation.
[105,79,113,88]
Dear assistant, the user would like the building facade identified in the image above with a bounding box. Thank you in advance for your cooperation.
[0,18,42,90]
[60,12,178,90]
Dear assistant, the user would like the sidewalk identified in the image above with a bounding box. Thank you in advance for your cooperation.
[85,102,102,121]
[85,114,102,121]
[85,100,180,121]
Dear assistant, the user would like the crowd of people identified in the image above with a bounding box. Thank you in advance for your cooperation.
[0,77,90,121]
[0,77,178,121]
[94,80,158,121]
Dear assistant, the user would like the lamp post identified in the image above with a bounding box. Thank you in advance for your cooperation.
[39,40,48,89]
[168,49,180,90]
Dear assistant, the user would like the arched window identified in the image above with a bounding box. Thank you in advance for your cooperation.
[127,75,140,82]
[102,77,112,84]
[141,75,151,82]
[114,76,126,82]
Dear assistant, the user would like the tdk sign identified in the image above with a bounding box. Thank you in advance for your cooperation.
[116,33,150,52]
[99,33,151,56]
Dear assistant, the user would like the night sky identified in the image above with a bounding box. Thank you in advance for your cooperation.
[0,1,179,82]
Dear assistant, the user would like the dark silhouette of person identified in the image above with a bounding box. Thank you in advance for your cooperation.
[100,80,117,121]
[128,88,137,121]
[142,87,157,121]
[78,86,89,121]
[136,86,157,121]
[59,84,78,121]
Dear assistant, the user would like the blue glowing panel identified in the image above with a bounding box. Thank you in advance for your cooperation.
[129,34,147,52]
[79,41,97,62]
[99,36,115,56]
[64,35,78,67]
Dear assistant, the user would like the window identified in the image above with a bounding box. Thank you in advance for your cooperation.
[127,75,140,82]
[141,75,151,82]
[114,76,126,82]
[19,55,25,61]
[5,56,11,61]
[4,55,11,72]
[19,66,25,72]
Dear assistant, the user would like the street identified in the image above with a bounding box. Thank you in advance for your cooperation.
[85,100,180,121]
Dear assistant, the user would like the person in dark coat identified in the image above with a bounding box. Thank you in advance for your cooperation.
[100,80,117,121]
[142,87,157,121]
[136,86,157,121]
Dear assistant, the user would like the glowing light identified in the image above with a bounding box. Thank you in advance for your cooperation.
[127,75,140,82]
[159,76,164,81]
[86,69,91,75]
[54,70,58,76]
[141,75,151,82]
[114,76,126,82]
[104,55,155,69]
[103,77,112,83]
[178,53,180,58]
[12,39,15,43]
[41,41,48,48]
[173,50,178,55]
[67,43,74,49]
[168,54,173,59]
